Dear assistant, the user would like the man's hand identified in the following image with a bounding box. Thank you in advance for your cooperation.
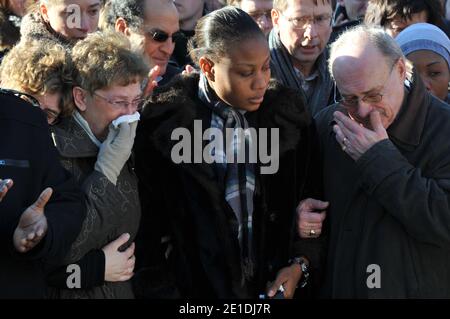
[182,64,195,76]
[13,188,52,253]
[102,233,136,282]
[297,198,328,238]
[0,179,13,202]
[333,111,388,161]
[267,264,303,299]
[143,65,161,97]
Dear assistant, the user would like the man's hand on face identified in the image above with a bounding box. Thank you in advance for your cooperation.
[333,110,388,161]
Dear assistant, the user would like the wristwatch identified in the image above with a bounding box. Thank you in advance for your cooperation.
[288,257,310,288]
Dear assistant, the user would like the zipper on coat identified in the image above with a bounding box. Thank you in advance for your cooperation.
[0,159,30,168]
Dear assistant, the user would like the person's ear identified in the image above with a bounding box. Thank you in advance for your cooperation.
[115,18,131,36]
[40,3,49,23]
[199,57,215,82]
[397,57,407,81]
[73,87,88,112]
[272,9,280,29]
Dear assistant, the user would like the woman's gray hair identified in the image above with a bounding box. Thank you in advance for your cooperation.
[328,25,405,79]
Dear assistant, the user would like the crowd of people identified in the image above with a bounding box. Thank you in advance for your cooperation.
[1,0,450,299]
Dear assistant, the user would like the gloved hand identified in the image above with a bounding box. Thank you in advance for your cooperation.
[94,121,138,185]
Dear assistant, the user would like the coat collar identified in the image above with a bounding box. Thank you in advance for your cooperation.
[51,115,99,158]
[387,69,430,147]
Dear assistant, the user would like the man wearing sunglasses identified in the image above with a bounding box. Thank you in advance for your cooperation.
[109,0,182,87]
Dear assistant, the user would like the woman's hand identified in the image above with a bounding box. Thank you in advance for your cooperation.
[102,233,136,282]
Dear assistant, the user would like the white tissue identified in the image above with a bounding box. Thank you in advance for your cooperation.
[112,112,141,129]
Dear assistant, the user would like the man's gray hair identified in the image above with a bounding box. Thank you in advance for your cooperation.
[106,0,146,30]
[328,25,405,79]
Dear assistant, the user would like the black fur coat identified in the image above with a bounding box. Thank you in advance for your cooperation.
[133,73,321,298]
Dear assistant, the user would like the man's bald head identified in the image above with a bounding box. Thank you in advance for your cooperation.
[329,25,404,80]
[329,26,407,130]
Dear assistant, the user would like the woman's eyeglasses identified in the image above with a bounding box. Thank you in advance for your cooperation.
[92,91,144,111]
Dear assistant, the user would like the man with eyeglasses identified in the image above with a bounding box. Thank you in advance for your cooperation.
[297,25,450,298]
[108,0,182,86]
[270,0,335,116]
[228,0,274,37]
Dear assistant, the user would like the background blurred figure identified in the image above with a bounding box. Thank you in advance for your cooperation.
[334,0,368,26]
[205,0,226,12]
[108,0,181,86]
[365,0,449,38]
[270,0,335,116]
[20,0,101,46]
[330,0,368,43]
[0,39,74,125]
[0,0,34,60]
[228,0,274,37]
[396,23,450,102]
[446,0,450,20]
[172,0,205,68]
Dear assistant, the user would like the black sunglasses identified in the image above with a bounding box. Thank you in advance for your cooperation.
[145,29,184,43]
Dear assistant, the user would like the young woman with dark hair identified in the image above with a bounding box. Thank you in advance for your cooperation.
[134,6,321,299]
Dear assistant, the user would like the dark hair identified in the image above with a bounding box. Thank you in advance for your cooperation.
[106,0,145,30]
[365,0,448,35]
[189,6,266,65]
